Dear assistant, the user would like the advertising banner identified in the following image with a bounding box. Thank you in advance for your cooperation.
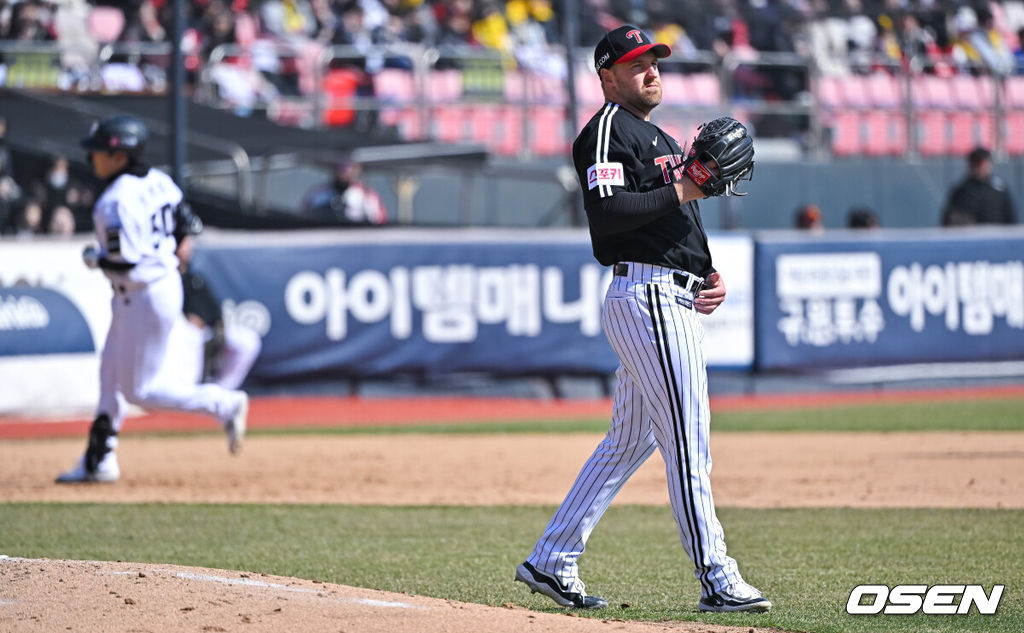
[755,231,1024,369]
[193,229,755,381]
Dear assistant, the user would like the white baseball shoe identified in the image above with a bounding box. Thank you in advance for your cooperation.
[55,452,120,484]
[699,581,772,613]
[225,391,249,455]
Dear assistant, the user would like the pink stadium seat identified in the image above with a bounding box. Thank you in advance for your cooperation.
[687,73,721,107]
[529,106,569,156]
[949,111,977,154]
[503,71,526,103]
[830,110,862,156]
[575,63,604,107]
[88,6,125,44]
[920,75,955,110]
[951,75,994,110]
[864,111,906,156]
[866,72,903,109]
[430,105,466,142]
[1006,112,1024,154]
[374,68,416,103]
[527,73,566,106]
[1004,76,1024,108]
[838,74,871,109]
[379,107,422,140]
[659,73,689,106]
[427,70,462,103]
[467,105,523,156]
[916,111,949,156]
[817,75,843,110]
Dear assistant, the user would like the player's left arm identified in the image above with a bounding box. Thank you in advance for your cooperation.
[694,271,726,315]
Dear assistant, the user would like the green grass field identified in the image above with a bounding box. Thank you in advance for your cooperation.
[4,396,1023,633]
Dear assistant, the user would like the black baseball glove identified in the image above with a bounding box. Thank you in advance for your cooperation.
[682,117,754,197]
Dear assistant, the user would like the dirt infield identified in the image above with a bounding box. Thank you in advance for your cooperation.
[3,391,1023,632]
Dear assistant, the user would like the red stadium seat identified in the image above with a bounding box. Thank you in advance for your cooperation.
[864,111,907,156]
[950,75,995,111]
[916,111,949,156]
[430,105,466,142]
[948,111,976,154]
[374,68,416,104]
[1006,112,1024,155]
[322,68,358,126]
[529,106,569,156]
[503,71,526,103]
[468,105,524,156]
[830,110,862,156]
[527,73,566,106]
[659,73,689,106]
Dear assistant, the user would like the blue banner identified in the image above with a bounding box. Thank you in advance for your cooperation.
[0,287,95,356]
[755,231,1024,369]
[193,234,621,380]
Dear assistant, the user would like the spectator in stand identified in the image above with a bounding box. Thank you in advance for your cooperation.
[952,5,1015,76]
[48,205,76,236]
[434,0,474,46]
[895,11,941,68]
[941,146,1017,226]
[847,205,880,229]
[794,203,824,233]
[0,116,22,233]
[303,159,388,224]
[30,154,92,233]
[471,0,511,53]
[8,0,55,41]
[10,199,44,237]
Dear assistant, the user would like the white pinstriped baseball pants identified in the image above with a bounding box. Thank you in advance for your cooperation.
[525,262,743,598]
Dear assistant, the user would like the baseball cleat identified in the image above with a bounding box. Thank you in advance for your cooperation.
[699,582,772,613]
[226,391,248,455]
[55,453,120,484]
[514,561,608,609]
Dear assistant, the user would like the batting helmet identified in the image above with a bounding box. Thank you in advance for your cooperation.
[80,115,148,158]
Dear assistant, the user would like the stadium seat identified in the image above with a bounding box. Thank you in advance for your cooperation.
[529,106,569,156]
[838,73,871,109]
[322,68,359,126]
[430,105,467,142]
[1006,112,1024,155]
[503,71,526,103]
[427,70,462,103]
[830,110,862,156]
[948,111,976,154]
[687,72,722,107]
[816,75,844,110]
[866,71,903,109]
[574,64,604,107]
[916,111,949,156]
[468,105,524,156]
[527,73,566,106]
[951,75,994,111]
[864,111,906,156]
[659,72,689,106]
[374,68,416,104]
[1004,76,1024,108]
[88,6,125,44]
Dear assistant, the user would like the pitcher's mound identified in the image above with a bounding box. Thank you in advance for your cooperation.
[0,557,771,633]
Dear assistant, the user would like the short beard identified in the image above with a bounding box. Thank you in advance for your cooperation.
[628,87,662,117]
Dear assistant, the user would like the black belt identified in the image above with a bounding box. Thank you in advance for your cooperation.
[613,263,705,292]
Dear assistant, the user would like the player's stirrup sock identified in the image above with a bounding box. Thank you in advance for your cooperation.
[85,414,118,471]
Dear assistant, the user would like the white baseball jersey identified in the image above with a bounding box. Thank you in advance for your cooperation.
[92,167,244,437]
[93,167,182,285]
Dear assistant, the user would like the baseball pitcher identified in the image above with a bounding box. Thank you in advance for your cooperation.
[514,26,768,613]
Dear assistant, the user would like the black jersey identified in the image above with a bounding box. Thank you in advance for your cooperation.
[572,102,714,276]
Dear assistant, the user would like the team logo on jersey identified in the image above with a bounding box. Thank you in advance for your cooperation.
[652,137,658,146]
[587,162,625,190]
[685,159,713,186]
[653,154,683,184]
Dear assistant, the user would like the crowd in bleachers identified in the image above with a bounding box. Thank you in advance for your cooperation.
[3,0,1024,78]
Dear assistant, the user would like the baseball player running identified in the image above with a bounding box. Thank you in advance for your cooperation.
[514,26,768,613]
[56,115,249,484]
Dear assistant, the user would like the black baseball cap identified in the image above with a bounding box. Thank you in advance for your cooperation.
[594,25,672,72]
